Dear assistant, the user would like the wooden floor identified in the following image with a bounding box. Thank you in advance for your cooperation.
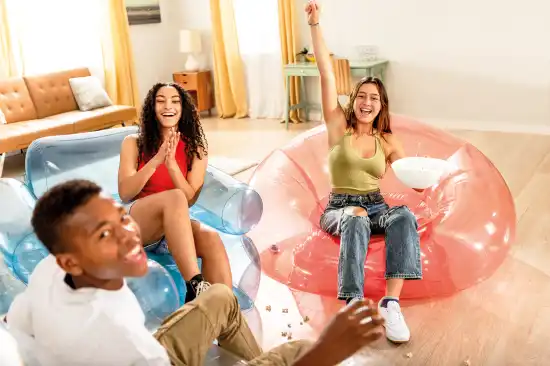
[229,120,550,366]
[3,117,549,365]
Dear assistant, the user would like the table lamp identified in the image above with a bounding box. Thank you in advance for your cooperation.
[179,29,202,72]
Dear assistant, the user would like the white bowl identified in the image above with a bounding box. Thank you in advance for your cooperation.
[391,157,454,189]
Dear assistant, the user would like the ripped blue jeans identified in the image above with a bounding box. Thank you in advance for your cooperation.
[320,190,422,300]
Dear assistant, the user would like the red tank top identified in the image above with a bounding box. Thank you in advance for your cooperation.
[136,140,188,199]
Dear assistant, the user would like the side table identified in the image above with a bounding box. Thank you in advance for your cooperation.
[173,70,214,116]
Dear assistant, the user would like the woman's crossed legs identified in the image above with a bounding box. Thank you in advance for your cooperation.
[126,189,232,302]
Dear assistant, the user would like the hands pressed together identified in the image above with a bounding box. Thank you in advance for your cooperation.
[152,127,181,169]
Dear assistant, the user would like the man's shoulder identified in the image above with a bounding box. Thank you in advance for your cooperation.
[27,255,60,285]
[33,254,58,271]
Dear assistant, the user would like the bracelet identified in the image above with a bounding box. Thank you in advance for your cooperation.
[308,22,319,26]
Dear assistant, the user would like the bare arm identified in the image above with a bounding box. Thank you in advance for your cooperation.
[385,134,406,164]
[117,135,162,203]
[385,134,423,192]
[307,1,346,131]
[166,149,207,206]
[164,130,207,205]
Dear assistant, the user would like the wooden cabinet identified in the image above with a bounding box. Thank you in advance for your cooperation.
[173,70,214,116]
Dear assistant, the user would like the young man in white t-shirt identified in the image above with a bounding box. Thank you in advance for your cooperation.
[4,179,384,366]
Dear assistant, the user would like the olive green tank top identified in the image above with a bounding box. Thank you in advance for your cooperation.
[328,132,387,194]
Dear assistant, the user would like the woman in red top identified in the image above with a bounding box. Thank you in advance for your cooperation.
[117,82,231,303]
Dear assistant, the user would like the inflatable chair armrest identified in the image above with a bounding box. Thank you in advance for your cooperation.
[419,167,469,223]
[0,179,48,285]
[0,179,35,241]
[189,165,263,236]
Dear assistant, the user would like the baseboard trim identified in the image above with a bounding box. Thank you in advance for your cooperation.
[417,117,550,135]
[307,111,550,135]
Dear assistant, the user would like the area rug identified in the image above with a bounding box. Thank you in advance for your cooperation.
[208,156,258,176]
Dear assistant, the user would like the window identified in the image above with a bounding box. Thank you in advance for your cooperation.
[232,0,285,118]
[233,0,282,55]
[5,0,106,83]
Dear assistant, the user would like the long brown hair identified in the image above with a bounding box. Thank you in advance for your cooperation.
[342,76,391,135]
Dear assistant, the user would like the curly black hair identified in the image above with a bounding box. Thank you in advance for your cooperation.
[137,82,208,171]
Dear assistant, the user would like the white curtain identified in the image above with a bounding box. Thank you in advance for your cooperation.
[233,0,285,119]
[4,0,106,84]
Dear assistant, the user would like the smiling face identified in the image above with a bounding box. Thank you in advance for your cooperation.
[353,82,381,125]
[55,193,148,283]
[154,86,182,129]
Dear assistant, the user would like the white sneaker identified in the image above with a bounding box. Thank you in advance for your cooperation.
[378,298,410,343]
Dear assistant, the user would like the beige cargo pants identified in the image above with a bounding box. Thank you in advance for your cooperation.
[154,284,313,366]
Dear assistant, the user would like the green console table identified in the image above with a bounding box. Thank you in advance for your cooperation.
[283,59,389,129]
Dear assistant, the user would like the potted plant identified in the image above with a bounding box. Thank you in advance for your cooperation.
[296,47,333,63]
[296,47,310,62]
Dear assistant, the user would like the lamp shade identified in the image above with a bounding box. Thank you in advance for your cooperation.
[179,30,202,53]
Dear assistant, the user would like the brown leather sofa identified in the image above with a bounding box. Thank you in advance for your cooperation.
[0,68,137,154]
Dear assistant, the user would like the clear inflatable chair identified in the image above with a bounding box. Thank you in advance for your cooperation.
[0,126,263,336]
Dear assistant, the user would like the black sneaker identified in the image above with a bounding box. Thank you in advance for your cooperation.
[185,280,211,303]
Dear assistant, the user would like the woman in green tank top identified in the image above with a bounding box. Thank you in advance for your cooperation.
[307,0,422,344]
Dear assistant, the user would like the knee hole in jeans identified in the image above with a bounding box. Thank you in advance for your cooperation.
[344,206,368,216]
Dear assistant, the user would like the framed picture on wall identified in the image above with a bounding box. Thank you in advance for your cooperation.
[125,0,161,25]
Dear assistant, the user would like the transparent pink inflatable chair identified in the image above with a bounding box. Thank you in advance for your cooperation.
[249,115,516,301]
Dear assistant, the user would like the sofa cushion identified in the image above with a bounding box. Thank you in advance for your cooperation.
[0,109,5,176]
[69,76,113,111]
[0,118,74,153]
[0,77,38,123]
[47,105,137,132]
[24,68,90,118]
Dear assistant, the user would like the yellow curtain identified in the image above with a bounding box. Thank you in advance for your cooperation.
[102,0,140,121]
[278,0,301,123]
[209,0,248,118]
[0,0,17,77]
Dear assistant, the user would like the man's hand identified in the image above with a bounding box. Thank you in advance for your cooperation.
[293,299,384,366]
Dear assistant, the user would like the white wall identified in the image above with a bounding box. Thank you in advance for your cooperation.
[294,0,550,131]
[129,0,213,100]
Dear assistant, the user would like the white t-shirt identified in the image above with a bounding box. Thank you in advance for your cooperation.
[0,322,26,366]
[6,255,171,366]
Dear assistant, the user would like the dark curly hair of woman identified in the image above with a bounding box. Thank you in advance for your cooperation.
[137,82,208,172]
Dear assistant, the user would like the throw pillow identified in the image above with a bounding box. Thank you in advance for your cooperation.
[69,76,113,111]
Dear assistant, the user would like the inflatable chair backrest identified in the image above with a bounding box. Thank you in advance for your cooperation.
[22,125,263,236]
[25,126,138,199]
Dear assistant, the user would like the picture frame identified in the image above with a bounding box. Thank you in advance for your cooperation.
[125,0,161,25]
